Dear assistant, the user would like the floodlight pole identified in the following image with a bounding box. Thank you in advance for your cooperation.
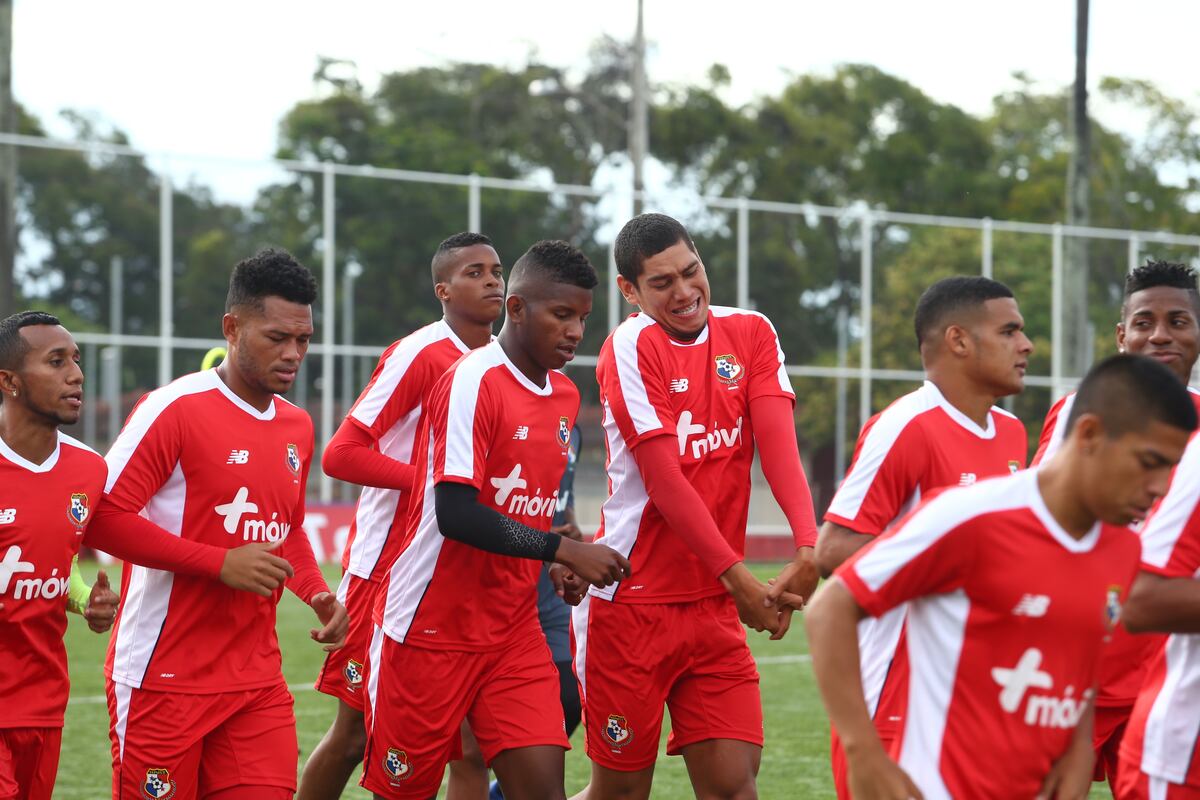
[630,0,648,215]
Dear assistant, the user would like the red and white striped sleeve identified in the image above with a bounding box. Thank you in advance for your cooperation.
[104,388,186,514]
[433,357,496,491]
[1140,435,1200,578]
[1031,393,1074,466]
[746,312,795,403]
[348,337,433,441]
[600,317,676,450]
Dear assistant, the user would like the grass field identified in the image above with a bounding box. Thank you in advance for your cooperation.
[59,562,1114,799]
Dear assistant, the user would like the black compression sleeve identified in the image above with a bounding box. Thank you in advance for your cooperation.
[434,482,562,562]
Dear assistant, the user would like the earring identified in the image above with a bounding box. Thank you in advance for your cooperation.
[9,391,14,397]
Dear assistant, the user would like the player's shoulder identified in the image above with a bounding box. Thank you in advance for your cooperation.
[271,393,315,428]
[57,431,105,463]
[866,382,942,438]
[393,318,467,363]
[128,370,223,423]
[709,304,778,334]
[908,470,1035,532]
[990,403,1027,433]
[549,368,581,397]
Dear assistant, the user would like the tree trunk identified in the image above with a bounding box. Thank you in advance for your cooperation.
[0,0,14,318]
[1064,0,1091,379]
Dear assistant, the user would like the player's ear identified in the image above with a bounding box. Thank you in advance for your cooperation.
[616,275,640,307]
[221,312,239,345]
[434,281,451,304]
[0,369,17,397]
[944,323,970,358]
[505,294,525,322]
[1072,413,1104,455]
[1115,322,1127,353]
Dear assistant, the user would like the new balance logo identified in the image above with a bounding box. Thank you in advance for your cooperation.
[991,647,1090,729]
[214,487,292,542]
[958,473,977,486]
[669,378,689,393]
[226,449,250,465]
[513,426,529,441]
[0,508,14,524]
[0,544,67,600]
[1012,594,1050,617]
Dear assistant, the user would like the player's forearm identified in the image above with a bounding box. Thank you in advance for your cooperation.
[281,527,330,604]
[633,435,741,578]
[804,579,882,757]
[1124,571,1200,633]
[66,554,90,615]
[434,482,562,561]
[815,522,875,578]
[85,503,225,579]
[750,395,818,547]
[321,418,417,491]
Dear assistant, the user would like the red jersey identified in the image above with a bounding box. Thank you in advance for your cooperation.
[1121,431,1200,787]
[1034,389,1200,708]
[594,306,794,604]
[0,432,106,728]
[103,370,326,694]
[839,470,1139,799]
[341,319,475,581]
[824,381,1027,732]
[377,341,579,651]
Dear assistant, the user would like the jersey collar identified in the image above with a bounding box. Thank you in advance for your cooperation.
[923,381,996,440]
[0,429,63,473]
[1025,469,1102,553]
[492,341,554,396]
[207,369,278,421]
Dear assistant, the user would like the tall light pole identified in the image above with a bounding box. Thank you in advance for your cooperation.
[629,0,648,216]
[0,0,15,318]
[341,259,363,417]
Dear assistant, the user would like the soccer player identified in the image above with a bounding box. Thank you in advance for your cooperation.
[806,353,1196,800]
[573,213,818,800]
[814,275,1031,797]
[1033,259,1200,789]
[0,310,297,800]
[362,240,630,800]
[298,232,506,800]
[96,249,350,800]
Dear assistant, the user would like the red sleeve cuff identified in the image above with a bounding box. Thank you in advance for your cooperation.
[834,570,888,618]
[823,513,883,538]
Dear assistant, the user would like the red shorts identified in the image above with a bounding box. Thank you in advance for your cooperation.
[571,593,763,772]
[830,727,897,800]
[361,625,569,799]
[1094,704,1133,784]
[314,571,377,710]
[107,680,297,799]
[1115,762,1200,800]
[0,727,61,800]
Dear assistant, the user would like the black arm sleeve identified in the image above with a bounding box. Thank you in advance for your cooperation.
[434,482,562,562]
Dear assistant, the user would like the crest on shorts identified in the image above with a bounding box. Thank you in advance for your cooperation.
[714,354,743,385]
[384,748,413,782]
[1105,585,1123,631]
[604,714,633,747]
[1008,460,1021,474]
[558,416,571,448]
[68,492,89,527]
[286,443,301,476]
[343,658,364,690]
[142,768,177,800]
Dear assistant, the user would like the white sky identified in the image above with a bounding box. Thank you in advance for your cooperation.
[13,0,1198,203]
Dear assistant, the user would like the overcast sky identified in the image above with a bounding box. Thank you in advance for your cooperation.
[13,0,1197,203]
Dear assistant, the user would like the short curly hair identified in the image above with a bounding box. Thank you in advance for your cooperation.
[510,240,598,291]
[1124,259,1200,313]
[614,213,697,283]
[226,248,318,312]
[431,231,496,283]
[0,310,62,372]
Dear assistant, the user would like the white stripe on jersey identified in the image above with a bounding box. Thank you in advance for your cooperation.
[898,588,971,800]
[442,348,495,481]
[111,681,133,759]
[571,594,594,698]
[1040,393,1076,464]
[1141,431,1200,570]
[710,305,793,395]
[349,320,464,429]
[1141,635,1200,783]
[588,400,651,601]
[858,606,907,719]
[827,382,999,524]
[611,314,666,437]
[365,623,385,732]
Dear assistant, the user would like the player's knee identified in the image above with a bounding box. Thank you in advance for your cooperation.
[695,783,757,800]
[328,716,367,766]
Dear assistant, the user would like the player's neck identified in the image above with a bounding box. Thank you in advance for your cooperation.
[442,313,493,350]
[1035,460,1098,539]
[0,407,59,465]
[497,329,548,388]
[927,373,994,429]
[215,362,274,413]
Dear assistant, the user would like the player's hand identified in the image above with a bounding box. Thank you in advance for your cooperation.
[218,540,295,597]
[847,746,924,800]
[550,521,585,542]
[1037,734,1094,800]
[554,537,631,588]
[548,563,588,605]
[309,592,350,652]
[84,569,120,634]
[722,563,786,637]
[764,546,821,640]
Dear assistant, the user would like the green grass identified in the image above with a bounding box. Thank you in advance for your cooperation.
[59,562,1112,798]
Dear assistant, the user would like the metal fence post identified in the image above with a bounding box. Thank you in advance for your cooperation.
[158,173,173,385]
[1051,223,1064,399]
[321,162,336,502]
[859,211,873,428]
[981,217,993,278]
[468,173,481,233]
[1128,235,1139,274]
[736,197,750,309]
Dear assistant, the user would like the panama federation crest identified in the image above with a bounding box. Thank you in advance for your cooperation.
[344,659,364,690]
[68,492,89,528]
[384,748,413,782]
[286,443,301,476]
[714,353,744,385]
[1008,460,1021,474]
[558,416,571,448]
[143,768,177,799]
[1104,585,1123,631]
[604,714,632,747]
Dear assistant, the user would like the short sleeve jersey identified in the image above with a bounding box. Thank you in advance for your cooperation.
[839,470,1139,800]
[594,306,794,604]
[824,381,1027,735]
[0,432,107,728]
[341,320,473,581]
[103,370,314,693]
[1121,430,1200,787]
[377,341,579,651]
